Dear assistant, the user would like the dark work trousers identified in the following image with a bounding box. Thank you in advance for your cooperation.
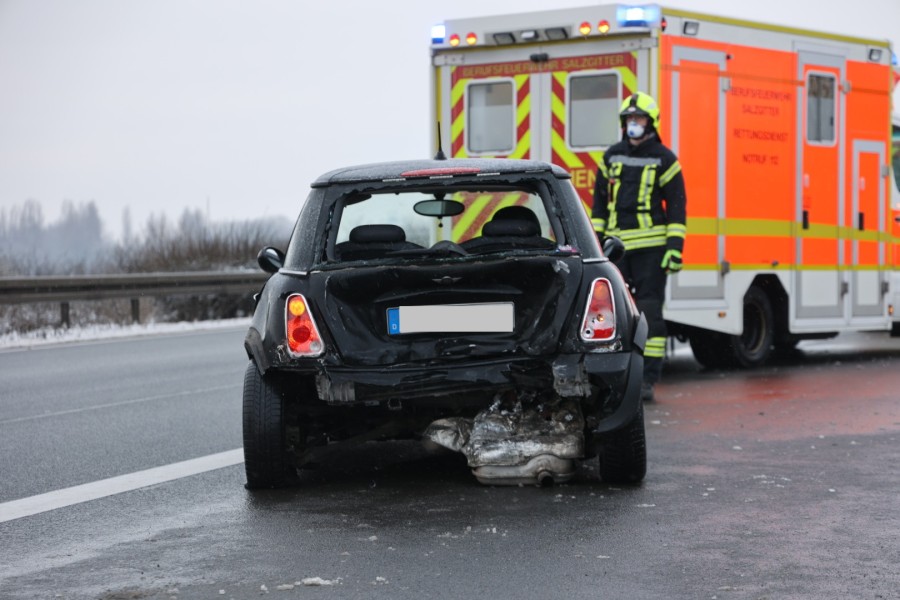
[614,246,668,384]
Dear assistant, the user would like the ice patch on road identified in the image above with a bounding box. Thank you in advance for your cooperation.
[300,577,341,586]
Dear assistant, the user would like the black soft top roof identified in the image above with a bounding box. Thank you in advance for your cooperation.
[311,158,571,188]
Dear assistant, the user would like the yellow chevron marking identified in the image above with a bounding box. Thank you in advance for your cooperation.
[451,193,529,240]
[621,56,638,92]
[509,129,531,159]
[451,73,466,106]
[452,194,494,240]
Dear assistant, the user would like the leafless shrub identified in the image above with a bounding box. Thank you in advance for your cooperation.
[1,203,293,332]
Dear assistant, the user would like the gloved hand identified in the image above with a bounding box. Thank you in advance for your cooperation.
[661,249,683,273]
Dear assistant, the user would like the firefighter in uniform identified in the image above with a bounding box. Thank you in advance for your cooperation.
[592,91,687,402]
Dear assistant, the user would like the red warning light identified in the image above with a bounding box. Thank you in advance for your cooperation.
[449,34,461,47]
[598,20,611,34]
[579,21,592,36]
[466,32,478,45]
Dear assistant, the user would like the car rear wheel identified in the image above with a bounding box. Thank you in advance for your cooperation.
[597,403,647,484]
[242,362,301,489]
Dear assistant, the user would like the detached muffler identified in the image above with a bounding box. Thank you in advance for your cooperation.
[423,395,584,486]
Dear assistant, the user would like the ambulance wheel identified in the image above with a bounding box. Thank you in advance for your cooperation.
[597,403,647,484]
[242,362,301,489]
[732,286,774,368]
[688,330,734,369]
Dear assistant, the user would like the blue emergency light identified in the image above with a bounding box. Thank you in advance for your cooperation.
[616,4,662,28]
[431,24,446,44]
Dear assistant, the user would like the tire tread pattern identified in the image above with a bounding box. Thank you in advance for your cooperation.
[242,363,297,488]
[598,403,647,484]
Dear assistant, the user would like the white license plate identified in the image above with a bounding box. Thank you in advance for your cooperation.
[387,303,514,335]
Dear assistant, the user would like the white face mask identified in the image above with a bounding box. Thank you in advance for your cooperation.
[626,121,646,139]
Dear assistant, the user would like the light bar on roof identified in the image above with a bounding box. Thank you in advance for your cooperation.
[431,24,446,44]
[616,4,662,28]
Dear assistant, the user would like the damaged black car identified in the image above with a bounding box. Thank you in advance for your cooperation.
[243,158,648,488]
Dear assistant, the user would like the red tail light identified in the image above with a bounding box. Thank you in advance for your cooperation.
[580,278,616,341]
[285,294,324,357]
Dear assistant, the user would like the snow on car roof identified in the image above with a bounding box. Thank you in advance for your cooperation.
[311,158,570,188]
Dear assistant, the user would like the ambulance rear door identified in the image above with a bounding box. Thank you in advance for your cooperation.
[432,39,654,227]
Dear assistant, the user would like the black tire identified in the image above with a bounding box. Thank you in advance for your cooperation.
[598,403,647,484]
[242,362,300,489]
[688,329,735,369]
[688,286,775,369]
[732,286,774,368]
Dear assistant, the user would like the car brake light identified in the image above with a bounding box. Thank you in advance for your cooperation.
[580,278,616,341]
[285,294,324,357]
[400,167,481,178]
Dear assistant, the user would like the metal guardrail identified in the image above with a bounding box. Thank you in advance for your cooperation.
[0,271,270,326]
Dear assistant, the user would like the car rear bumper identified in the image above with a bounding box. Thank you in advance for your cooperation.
[302,349,637,420]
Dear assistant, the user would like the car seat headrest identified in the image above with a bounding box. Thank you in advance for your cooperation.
[349,224,407,243]
[482,219,541,237]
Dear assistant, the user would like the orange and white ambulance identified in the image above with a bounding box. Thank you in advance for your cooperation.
[429,4,899,367]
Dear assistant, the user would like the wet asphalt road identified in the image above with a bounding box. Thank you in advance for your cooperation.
[1,328,899,599]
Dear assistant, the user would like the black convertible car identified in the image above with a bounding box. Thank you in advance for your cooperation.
[243,158,647,488]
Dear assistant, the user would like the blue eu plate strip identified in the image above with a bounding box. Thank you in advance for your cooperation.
[387,307,400,335]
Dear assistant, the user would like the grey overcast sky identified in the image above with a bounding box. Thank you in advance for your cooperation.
[1,0,897,240]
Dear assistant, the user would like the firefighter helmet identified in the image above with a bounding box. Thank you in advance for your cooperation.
[619,92,660,127]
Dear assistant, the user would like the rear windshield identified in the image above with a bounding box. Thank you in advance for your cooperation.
[326,187,563,264]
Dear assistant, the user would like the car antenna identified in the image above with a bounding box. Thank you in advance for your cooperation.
[434,122,447,160]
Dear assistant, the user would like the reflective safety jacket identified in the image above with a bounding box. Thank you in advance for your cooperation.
[591,134,687,254]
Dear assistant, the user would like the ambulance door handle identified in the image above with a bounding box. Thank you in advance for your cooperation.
[530,53,550,63]
[802,210,810,230]
[857,212,865,231]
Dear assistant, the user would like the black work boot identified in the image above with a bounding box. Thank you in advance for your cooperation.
[640,382,655,403]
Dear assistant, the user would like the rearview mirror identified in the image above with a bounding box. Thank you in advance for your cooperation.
[257,246,285,274]
[414,199,465,218]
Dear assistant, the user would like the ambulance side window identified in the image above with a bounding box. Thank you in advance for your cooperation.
[467,80,515,154]
[569,73,620,148]
[806,73,836,144]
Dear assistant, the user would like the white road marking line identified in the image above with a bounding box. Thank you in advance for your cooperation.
[0,385,236,425]
[0,448,244,524]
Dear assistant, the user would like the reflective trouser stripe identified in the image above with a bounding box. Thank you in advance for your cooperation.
[645,336,666,359]
[636,166,657,230]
